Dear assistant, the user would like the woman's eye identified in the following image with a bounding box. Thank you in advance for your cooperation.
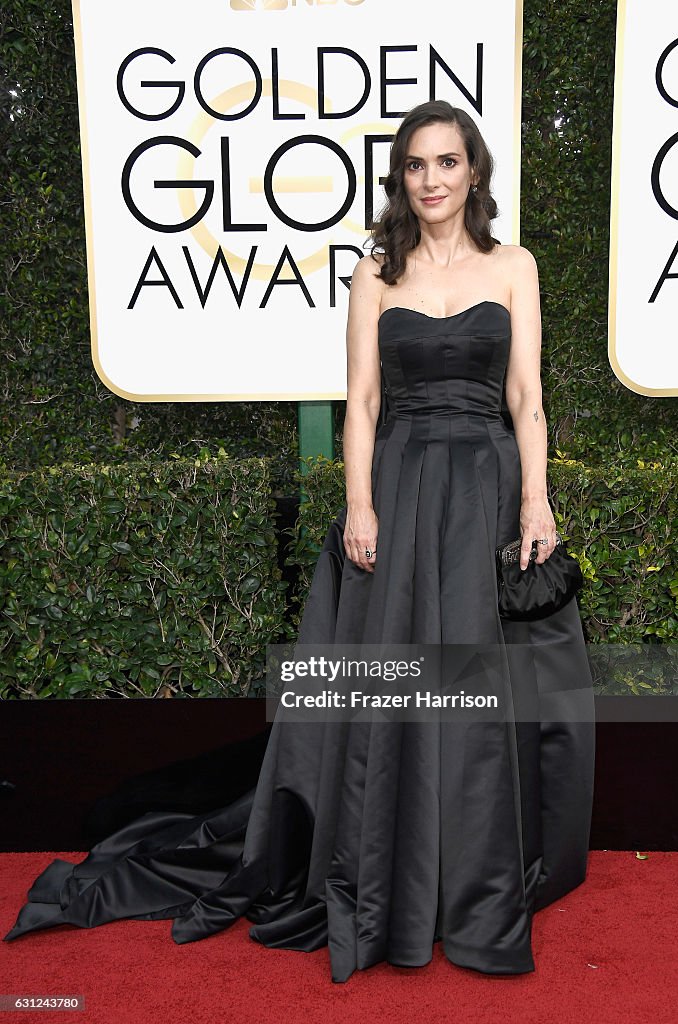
[405,158,456,171]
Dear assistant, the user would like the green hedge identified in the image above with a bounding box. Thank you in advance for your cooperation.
[1,0,676,481]
[2,451,676,698]
[0,455,290,698]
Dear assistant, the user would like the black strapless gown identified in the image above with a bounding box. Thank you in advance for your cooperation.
[3,301,596,983]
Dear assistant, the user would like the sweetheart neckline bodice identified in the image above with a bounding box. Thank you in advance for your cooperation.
[378,299,510,325]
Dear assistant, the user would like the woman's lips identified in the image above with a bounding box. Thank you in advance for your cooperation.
[421,195,445,205]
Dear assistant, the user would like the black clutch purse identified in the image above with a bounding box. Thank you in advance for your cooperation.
[495,531,583,621]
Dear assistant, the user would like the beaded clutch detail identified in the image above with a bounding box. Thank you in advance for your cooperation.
[496,532,564,567]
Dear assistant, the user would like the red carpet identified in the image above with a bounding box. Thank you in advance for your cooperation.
[1,851,676,1024]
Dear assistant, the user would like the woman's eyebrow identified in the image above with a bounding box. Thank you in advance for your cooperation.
[405,151,462,160]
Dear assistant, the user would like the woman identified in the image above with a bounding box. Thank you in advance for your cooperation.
[4,101,595,984]
[345,102,555,579]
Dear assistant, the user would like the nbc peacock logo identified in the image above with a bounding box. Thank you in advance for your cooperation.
[230,0,287,9]
[230,0,366,10]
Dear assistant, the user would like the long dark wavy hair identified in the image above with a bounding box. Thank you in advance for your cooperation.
[368,100,499,285]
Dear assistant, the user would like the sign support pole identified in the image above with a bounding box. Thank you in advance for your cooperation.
[297,401,334,504]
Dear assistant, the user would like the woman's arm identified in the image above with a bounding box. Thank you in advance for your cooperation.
[342,254,383,573]
[504,245,558,570]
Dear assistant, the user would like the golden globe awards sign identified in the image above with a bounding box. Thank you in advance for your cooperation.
[609,0,678,396]
[72,0,523,400]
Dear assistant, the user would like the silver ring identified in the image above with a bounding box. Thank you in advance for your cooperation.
[365,548,376,558]
[536,538,549,545]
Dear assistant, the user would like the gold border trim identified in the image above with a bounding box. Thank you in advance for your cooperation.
[72,0,107,398]
[608,0,677,396]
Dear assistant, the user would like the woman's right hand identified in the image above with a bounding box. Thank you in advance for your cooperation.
[343,505,379,574]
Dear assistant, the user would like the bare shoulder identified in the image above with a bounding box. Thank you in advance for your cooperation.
[496,243,539,275]
[348,253,386,319]
[351,252,385,289]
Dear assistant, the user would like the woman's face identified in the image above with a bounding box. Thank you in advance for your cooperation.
[401,120,476,225]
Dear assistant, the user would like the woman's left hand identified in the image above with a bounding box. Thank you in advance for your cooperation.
[518,495,558,570]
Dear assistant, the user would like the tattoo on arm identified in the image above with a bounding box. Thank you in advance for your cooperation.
[533,410,539,422]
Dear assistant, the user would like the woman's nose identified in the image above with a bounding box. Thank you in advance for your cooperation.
[423,166,440,188]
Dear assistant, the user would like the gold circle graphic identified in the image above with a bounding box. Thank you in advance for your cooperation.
[179,79,395,279]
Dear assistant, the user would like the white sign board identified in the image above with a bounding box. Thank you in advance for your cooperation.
[72,0,523,400]
[609,0,678,395]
